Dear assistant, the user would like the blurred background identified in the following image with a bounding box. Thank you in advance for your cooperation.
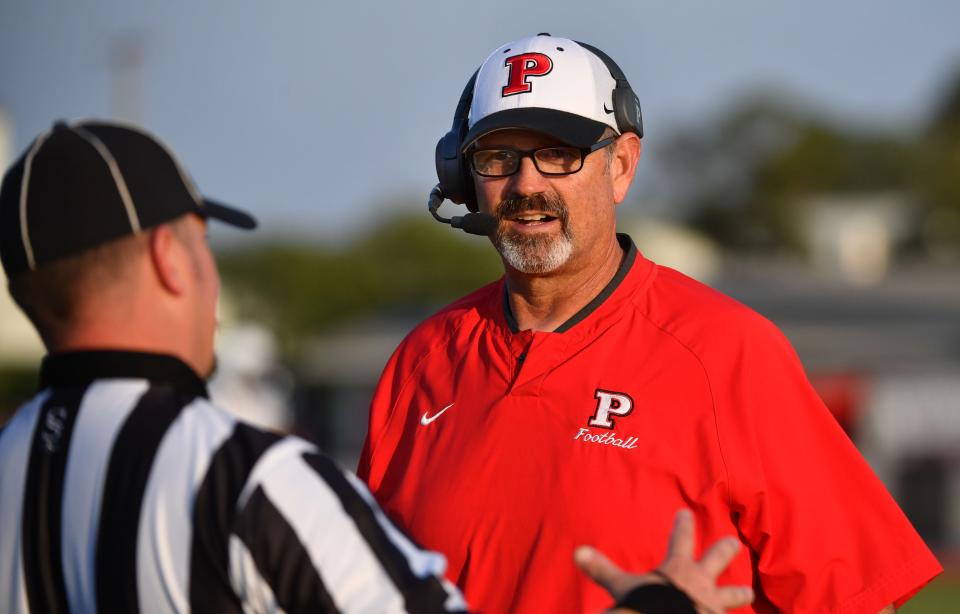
[1,1,958,609]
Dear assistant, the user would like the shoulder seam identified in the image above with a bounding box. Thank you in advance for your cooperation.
[629,301,734,508]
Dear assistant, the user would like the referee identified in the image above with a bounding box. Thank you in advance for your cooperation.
[0,121,468,613]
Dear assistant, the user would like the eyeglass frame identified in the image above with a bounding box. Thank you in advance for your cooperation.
[469,136,618,178]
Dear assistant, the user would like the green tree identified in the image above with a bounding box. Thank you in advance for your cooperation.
[664,92,917,252]
[217,211,502,352]
[917,65,960,248]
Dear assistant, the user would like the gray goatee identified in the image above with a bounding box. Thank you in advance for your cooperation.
[493,193,573,274]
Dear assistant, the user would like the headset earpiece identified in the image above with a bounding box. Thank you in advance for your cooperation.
[435,129,468,205]
[612,83,643,138]
[576,41,643,139]
[435,70,480,212]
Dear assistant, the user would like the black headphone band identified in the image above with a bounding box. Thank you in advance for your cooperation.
[453,43,637,143]
[452,69,479,129]
[454,47,632,122]
[575,40,643,138]
[436,40,641,212]
[575,41,630,86]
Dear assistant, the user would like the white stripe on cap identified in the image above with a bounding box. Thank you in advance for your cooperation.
[121,122,204,208]
[18,129,55,271]
[71,124,142,235]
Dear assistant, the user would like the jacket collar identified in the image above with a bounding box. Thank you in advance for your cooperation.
[39,350,208,398]
[503,233,641,334]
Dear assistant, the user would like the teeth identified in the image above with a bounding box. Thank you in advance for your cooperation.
[515,214,548,221]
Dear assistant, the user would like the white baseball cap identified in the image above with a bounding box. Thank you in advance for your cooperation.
[463,33,622,151]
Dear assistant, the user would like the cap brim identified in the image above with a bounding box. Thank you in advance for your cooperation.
[201,199,257,230]
[462,108,609,151]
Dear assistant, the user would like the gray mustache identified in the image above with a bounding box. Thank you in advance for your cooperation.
[496,193,568,223]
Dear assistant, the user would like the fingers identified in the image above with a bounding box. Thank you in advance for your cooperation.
[574,545,626,597]
[666,509,695,561]
[578,511,755,613]
[699,536,741,578]
[716,584,755,609]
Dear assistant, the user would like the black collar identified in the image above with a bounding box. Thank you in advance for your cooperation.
[39,350,208,398]
[504,233,638,334]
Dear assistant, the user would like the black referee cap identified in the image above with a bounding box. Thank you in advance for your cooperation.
[0,120,256,278]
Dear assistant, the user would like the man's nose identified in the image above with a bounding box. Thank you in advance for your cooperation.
[507,155,550,197]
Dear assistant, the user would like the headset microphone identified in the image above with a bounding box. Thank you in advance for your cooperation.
[428,185,498,236]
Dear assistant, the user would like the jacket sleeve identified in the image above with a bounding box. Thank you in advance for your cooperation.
[357,343,402,486]
[709,315,941,612]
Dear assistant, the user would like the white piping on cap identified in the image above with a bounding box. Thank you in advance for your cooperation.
[70,124,142,235]
[19,129,54,271]
[99,119,204,208]
[144,132,204,207]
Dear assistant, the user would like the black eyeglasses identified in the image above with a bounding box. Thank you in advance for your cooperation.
[470,136,617,177]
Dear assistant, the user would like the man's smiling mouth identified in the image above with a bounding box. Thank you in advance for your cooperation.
[510,212,558,225]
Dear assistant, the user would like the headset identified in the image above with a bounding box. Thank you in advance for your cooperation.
[432,39,643,218]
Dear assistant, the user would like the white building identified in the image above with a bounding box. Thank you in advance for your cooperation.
[0,108,45,368]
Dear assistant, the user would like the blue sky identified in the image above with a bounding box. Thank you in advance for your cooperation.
[2,0,959,241]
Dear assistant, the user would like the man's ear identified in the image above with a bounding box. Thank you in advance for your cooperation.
[149,224,187,295]
[611,133,642,205]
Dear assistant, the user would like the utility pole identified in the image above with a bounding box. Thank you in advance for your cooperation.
[111,35,144,124]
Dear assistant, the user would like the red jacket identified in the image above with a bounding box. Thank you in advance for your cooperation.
[359,235,940,613]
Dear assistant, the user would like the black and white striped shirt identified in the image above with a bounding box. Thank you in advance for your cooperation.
[0,350,467,613]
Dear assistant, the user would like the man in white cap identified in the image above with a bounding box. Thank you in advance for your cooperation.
[358,34,941,613]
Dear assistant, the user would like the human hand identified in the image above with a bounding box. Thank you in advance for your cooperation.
[574,509,754,613]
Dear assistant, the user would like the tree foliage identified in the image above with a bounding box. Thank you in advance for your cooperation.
[917,65,960,246]
[216,213,503,351]
[661,74,960,252]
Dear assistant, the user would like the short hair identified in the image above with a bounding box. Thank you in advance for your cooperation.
[601,127,619,173]
[8,232,149,341]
